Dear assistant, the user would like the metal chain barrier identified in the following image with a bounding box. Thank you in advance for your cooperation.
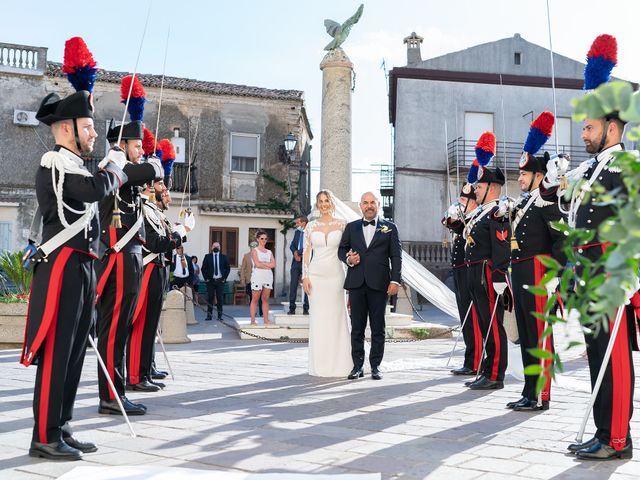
[175,284,457,344]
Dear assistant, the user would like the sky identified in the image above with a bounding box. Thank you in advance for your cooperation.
[3,0,639,201]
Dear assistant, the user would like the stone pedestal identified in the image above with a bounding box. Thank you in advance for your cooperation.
[394,284,414,316]
[0,302,28,345]
[159,290,191,344]
[320,47,353,202]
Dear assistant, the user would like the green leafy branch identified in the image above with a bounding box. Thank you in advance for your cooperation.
[530,82,640,395]
[255,170,298,235]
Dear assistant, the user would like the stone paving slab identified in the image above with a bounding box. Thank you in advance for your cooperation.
[1,306,639,479]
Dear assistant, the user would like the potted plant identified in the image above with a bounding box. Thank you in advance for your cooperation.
[0,251,31,345]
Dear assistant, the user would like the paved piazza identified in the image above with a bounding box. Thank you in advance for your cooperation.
[1,306,639,479]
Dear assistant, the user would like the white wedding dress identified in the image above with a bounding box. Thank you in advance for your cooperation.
[303,219,353,377]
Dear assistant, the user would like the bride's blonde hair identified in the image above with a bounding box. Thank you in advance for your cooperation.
[315,190,336,215]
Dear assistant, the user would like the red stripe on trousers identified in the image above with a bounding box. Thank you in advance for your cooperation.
[610,307,631,450]
[471,305,482,371]
[533,257,552,401]
[596,244,631,450]
[37,247,73,442]
[106,251,124,401]
[485,265,501,381]
[129,264,154,384]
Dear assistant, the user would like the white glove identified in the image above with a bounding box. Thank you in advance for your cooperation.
[543,154,570,188]
[545,277,560,295]
[496,196,514,217]
[493,282,507,295]
[173,224,187,239]
[184,212,195,231]
[445,203,461,222]
[99,148,127,170]
[147,157,163,179]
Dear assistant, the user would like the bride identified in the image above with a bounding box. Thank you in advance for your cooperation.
[302,190,352,377]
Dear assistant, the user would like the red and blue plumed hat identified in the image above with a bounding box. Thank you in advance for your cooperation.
[584,34,617,90]
[121,74,146,122]
[158,138,176,176]
[142,127,157,158]
[36,37,97,125]
[63,37,97,93]
[468,131,497,183]
[520,112,554,173]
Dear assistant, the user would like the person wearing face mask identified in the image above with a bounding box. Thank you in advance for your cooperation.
[202,242,231,321]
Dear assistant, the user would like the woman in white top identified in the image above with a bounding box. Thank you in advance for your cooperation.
[302,190,352,377]
[250,230,276,325]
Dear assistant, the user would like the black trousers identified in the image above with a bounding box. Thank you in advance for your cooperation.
[467,262,507,381]
[206,279,225,317]
[171,276,190,289]
[585,309,634,449]
[578,243,634,450]
[348,285,387,369]
[453,266,481,371]
[512,258,554,402]
[96,252,142,401]
[127,263,166,384]
[288,261,308,312]
[30,248,95,443]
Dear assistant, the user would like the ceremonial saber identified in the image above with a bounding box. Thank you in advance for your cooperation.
[576,305,626,443]
[447,300,473,367]
[155,326,175,381]
[116,2,152,146]
[473,293,502,382]
[545,0,559,153]
[87,335,136,438]
[153,26,171,153]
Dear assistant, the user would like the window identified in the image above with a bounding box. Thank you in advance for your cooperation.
[231,133,259,173]
[548,117,572,150]
[464,112,494,165]
[514,52,521,65]
[209,227,239,267]
[0,222,11,251]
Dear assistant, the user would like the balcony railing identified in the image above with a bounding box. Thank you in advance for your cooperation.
[447,138,591,175]
[403,241,450,266]
[83,159,198,194]
[0,42,47,76]
[403,240,451,282]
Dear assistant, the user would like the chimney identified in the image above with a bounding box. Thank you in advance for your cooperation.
[404,32,423,66]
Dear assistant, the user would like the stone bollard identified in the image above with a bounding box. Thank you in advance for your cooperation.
[181,287,198,325]
[394,285,414,316]
[160,290,191,344]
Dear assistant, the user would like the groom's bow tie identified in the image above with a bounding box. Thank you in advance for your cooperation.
[362,219,376,227]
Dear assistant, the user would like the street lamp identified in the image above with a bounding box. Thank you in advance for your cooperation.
[283,132,297,162]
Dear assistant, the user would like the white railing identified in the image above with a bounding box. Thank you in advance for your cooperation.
[0,43,47,75]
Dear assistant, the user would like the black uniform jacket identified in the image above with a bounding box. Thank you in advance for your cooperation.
[23,146,124,366]
[464,200,511,283]
[510,190,567,265]
[98,162,158,255]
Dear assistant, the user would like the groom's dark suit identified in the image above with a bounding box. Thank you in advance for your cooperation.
[338,218,402,370]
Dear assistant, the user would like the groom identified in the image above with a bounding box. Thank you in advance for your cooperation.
[338,192,402,380]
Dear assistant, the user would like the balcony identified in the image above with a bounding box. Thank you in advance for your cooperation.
[83,159,198,194]
[447,138,591,177]
[0,42,47,76]
[379,165,394,220]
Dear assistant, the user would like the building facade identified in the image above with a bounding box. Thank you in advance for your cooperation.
[387,33,630,279]
[0,42,312,293]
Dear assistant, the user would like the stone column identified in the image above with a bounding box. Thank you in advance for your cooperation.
[320,47,353,202]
